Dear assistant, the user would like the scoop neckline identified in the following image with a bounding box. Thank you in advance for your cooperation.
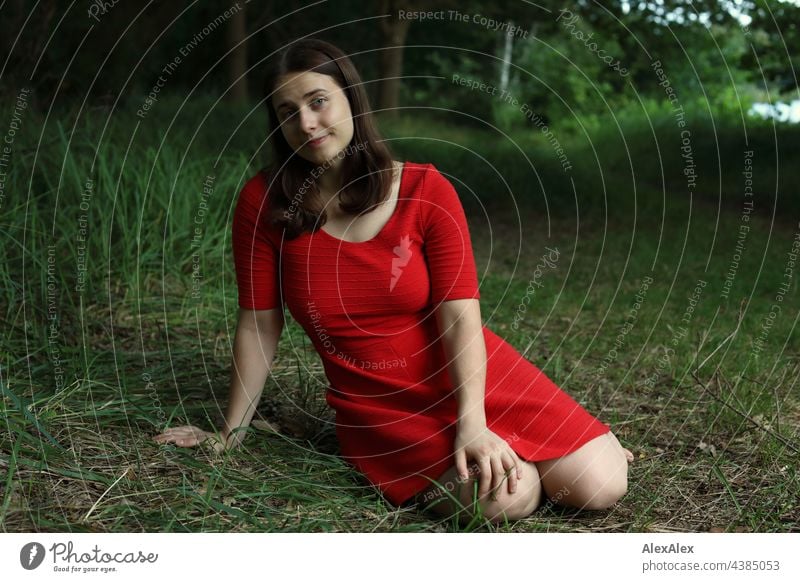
[317,161,407,245]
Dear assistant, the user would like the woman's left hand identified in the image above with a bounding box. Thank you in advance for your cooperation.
[454,423,523,500]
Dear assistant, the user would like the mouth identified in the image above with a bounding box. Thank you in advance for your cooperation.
[306,134,329,148]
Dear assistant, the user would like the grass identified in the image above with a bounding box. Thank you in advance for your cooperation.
[1,95,798,532]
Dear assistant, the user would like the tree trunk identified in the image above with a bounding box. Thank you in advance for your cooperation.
[499,22,514,95]
[377,0,414,117]
[227,3,248,104]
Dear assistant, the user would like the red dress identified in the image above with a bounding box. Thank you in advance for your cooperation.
[232,161,611,507]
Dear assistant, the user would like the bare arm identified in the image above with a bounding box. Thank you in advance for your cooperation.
[435,298,522,497]
[153,306,284,451]
[434,298,487,428]
[221,307,285,449]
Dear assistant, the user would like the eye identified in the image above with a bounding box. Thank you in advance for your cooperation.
[311,97,328,107]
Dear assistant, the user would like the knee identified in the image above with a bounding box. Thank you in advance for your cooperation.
[483,474,543,523]
[425,462,544,525]
[573,466,628,511]
[499,488,542,522]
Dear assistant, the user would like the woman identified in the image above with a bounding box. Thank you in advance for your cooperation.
[153,38,633,525]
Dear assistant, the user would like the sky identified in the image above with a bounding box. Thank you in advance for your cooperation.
[619,0,800,27]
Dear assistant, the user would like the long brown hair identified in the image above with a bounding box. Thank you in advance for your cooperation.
[261,38,396,239]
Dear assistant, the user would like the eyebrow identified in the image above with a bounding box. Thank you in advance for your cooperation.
[275,89,327,112]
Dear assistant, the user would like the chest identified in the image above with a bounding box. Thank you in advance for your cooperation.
[321,194,399,243]
[320,175,401,243]
[279,224,432,327]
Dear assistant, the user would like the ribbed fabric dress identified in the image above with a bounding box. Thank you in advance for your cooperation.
[232,161,611,507]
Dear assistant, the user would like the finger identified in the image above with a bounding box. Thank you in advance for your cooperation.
[455,450,469,480]
[512,450,524,479]
[158,428,187,438]
[158,434,195,447]
[478,457,492,498]
[490,455,505,499]
[171,426,196,434]
[502,452,518,494]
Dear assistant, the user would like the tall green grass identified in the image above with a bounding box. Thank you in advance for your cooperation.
[1,94,797,532]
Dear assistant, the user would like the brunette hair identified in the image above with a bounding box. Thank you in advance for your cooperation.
[261,38,396,239]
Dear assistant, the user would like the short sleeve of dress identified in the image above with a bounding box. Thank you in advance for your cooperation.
[419,164,481,304]
[231,173,282,311]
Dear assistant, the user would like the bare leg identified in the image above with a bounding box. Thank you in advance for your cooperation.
[535,431,631,510]
[415,459,542,525]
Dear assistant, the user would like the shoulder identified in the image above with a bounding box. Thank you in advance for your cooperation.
[411,163,471,235]
[401,161,457,200]
[238,169,272,208]
[235,170,278,225]
[413,162,464,214]
[233,170,282,240]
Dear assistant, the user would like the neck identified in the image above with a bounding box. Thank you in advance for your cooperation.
[316,158,344,195]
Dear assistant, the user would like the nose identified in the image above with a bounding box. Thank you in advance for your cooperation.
[298,106,317,136]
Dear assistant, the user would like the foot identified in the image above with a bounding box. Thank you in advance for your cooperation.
[607,432,634,464]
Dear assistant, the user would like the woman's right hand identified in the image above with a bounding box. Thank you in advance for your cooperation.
[152,425,227,454]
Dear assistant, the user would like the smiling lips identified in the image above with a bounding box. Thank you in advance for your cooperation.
[307,134,329,147]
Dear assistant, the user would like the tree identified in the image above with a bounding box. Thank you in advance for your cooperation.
[377,0,418,116]
[226,1,249,104]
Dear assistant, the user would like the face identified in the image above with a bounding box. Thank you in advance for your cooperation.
[272,70,355,167]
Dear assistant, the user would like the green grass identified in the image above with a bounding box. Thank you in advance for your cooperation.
[1,95,798,532]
